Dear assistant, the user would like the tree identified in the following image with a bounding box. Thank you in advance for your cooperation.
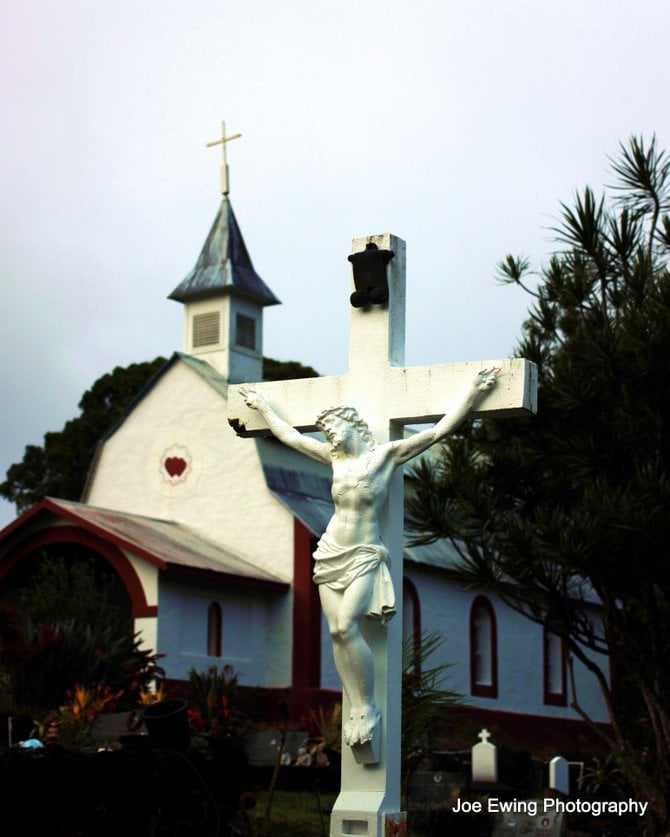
[1,355,319,514]
[263,356,319,381]
[406,136,670,833]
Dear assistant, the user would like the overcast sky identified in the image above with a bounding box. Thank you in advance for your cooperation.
[2,0,669,527]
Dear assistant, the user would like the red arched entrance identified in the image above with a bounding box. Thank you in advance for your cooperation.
[0,526,156,619]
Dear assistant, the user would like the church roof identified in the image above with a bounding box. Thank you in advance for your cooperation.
[0,498,287,590]
[168,198,280,306]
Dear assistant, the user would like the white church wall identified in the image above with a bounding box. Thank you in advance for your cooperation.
[134,616,158,657]
[157,575,291,686]
[124,550,159,608]
[86,360,296,582]
[122,549,159,654]
[405,565,610,723]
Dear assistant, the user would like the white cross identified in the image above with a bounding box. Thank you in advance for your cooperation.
[228,232,537,837]
[206,120,242,195]
[478,728,492,744]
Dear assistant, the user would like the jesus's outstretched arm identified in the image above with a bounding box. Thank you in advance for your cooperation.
[239,386,331,464]
[388,368,498,466]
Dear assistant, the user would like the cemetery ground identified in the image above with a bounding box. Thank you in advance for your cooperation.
[0,672,634,837]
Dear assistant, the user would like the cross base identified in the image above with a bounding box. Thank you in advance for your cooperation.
[329,793,406,837]
[351,723,381,764]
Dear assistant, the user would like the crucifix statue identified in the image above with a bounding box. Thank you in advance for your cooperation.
[228,233,537,837]
[239,369,497,749]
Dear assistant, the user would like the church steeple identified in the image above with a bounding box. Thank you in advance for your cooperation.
[169,123,280,383]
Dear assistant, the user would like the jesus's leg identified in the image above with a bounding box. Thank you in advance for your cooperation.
[319,585,361,744]
[319,576,379,746]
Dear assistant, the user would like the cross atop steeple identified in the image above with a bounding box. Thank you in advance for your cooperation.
[169,122,279,383]
[206,120,242,195]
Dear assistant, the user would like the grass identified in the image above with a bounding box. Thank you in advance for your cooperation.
[234,789,338,836]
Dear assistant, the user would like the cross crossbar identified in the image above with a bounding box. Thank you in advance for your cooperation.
[228,357,536,436]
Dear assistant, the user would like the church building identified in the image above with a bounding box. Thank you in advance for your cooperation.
[0,169,610,753]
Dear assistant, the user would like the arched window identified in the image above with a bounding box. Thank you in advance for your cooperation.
[207,602,222,657]
[402,577,421,666]
[469,595,498,698]
[544,627,567,706]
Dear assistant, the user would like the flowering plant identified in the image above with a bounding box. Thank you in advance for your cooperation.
[35,683,123,750]
[138,683,167,706]
[187,664,247,736]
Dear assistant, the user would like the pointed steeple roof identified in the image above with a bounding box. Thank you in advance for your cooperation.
[169,197,280,306]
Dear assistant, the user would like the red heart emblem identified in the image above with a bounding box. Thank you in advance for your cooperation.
[165,457,187,478]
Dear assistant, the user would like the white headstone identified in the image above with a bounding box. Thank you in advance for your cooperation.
[228,234,537,836]
[549,755,570,796]
[472,728,498,783]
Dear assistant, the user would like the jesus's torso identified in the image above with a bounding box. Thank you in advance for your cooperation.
[324,448,395,546]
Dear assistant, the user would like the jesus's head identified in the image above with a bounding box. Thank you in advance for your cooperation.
[315,406,375,452]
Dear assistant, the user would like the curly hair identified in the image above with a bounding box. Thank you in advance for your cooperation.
[315,406,375,449]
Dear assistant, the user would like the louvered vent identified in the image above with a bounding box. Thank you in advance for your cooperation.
[192,312,220,348]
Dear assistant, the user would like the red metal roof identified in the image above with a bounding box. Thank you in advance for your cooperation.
[0,498,287,590]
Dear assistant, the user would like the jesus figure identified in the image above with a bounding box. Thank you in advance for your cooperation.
[240,368,497,748]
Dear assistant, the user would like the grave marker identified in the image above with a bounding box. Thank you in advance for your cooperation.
[549,756,570,796]
[472,728,498,784]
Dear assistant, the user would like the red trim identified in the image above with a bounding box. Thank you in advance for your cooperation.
[0,525,157,619]
[469,595,498,699]
[160,678,612,756]
[291,520,321,707]
[207,602,222,657]
[543,626,568,706]
[1,499,287,592]
[443,705,610,759]
[163,678,342,727]
[403,576,422,663]
[0,498,57,540]
[0,498,168,571]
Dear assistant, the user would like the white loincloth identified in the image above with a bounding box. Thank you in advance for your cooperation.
[312,534,396,625]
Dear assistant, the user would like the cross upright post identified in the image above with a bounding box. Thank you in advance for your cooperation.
[228,233,537,837]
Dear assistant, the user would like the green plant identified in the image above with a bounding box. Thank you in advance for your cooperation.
[138,682,167,706]
[0,612,164,712]
[306,701,342,752]
[402,631,463,800]
[19,554,125,633]
[34,683,123,750]
[187,664,247,736]
[0,554,164,713]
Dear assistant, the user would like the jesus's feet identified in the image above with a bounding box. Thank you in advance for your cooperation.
[357,702,381,745]
[343,703,381,747]
[343,712,358,747]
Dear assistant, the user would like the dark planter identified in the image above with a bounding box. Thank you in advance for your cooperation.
[140,699,190,750]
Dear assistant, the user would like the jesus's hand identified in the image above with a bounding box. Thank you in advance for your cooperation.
[475,368,499,393]
[239,385,269,413]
